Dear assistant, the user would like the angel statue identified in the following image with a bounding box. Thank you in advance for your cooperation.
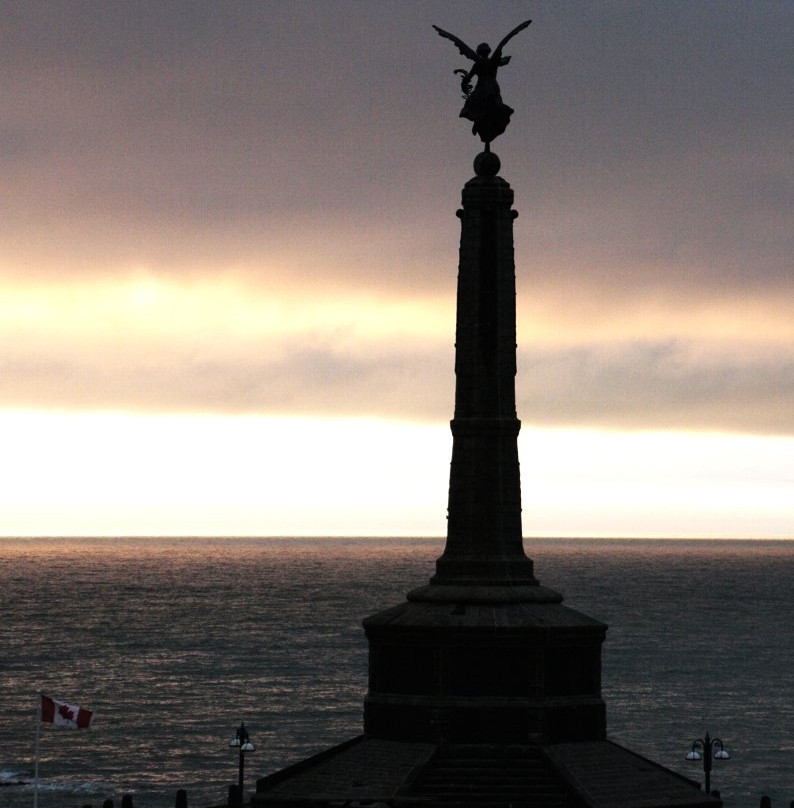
[433,20,531,147]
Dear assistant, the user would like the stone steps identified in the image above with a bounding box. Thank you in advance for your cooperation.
[408,747,574,807]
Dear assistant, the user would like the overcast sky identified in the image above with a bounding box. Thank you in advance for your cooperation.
[2,2,792,537]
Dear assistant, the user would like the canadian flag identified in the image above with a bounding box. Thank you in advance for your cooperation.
[40,694,93,729]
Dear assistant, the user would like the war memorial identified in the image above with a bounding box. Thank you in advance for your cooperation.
[251,22,721,808]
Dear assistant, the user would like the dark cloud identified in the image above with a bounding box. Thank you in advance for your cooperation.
[1,1,791,435]
[518,341,794,435]
[3,334,791,435]
[2,2,790,290]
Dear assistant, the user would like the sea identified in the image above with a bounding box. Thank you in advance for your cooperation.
[1,537,792,808]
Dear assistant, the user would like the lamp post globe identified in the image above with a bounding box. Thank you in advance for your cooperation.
[229,722,255,806]
[686,731,729,795]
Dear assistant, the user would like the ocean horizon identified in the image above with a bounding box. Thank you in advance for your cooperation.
[2,536,792,808]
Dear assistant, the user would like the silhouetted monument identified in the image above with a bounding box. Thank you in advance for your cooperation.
[252,23,720,808]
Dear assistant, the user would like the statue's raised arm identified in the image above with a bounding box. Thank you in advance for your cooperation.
[433,19,531,148]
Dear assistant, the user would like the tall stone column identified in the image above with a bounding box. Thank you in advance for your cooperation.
[433,160,538,586]
[361,156,606,745]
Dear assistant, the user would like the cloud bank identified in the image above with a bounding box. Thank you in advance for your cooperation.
[2,1,791,435]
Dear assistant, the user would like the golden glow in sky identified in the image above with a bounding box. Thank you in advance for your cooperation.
[1,411,791,539]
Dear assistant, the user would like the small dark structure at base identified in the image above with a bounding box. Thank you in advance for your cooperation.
[252,156,719,808]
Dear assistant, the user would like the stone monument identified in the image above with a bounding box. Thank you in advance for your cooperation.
[252,23,721,808]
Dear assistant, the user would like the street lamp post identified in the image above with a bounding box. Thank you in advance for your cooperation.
[686,731,730,795]
[229,722,255,806]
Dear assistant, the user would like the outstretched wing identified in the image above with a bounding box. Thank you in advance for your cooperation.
[494,19,532,56]
[433,25,478,61]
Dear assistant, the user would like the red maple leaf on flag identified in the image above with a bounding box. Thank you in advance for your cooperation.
[58,703,75,722]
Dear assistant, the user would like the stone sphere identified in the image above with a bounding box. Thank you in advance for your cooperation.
[473,150,501,177]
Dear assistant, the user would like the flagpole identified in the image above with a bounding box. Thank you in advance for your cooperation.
[33,693,42,808]
[33,694,42,808]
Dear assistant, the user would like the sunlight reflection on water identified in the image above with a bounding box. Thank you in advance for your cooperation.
[1,537,792,808]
